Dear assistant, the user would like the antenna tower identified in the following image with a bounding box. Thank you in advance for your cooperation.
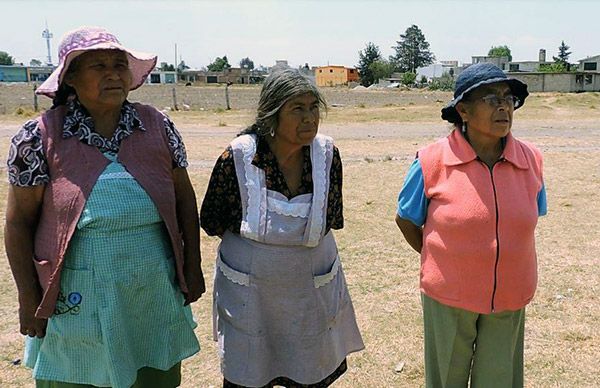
[42,22,53,65]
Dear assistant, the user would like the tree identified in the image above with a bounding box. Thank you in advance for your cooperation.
[553,41,572,71]
[538,62,567,73]
[488,45,512,61]
[357,42,382,86]
[207,56,231,72]
[368,59,394,84]
[0,51,14,65]
[239,57,254,70]
[390,25,435,73]
[30,58,43,67]
[159,62,176,71]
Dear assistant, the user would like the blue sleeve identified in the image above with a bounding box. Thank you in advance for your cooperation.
[397,158,428,226]
[537,182,547,216]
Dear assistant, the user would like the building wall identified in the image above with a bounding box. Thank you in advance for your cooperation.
[578,55,600,72]
[0,66,29,82]
[179,68,250,85]
[147,71,178,84]
[346,68,359,83]
[315,66,356,86]
[28,66,54,82]
[508,72,600,92]
[316,66,346,86]
[471,56,510,70]
[508,62,547,72]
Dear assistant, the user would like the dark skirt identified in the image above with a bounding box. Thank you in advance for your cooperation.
[223,359,347,388]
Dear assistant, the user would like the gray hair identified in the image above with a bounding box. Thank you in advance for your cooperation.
[240,68,327,137]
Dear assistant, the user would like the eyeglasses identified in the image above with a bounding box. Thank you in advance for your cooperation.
[480,94,520,108]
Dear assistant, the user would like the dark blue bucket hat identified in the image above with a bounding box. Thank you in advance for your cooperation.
[441,63,529,124]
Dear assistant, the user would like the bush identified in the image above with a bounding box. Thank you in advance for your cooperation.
[14,107,35,117]
[401,72,417,86]
[428,74,455,91]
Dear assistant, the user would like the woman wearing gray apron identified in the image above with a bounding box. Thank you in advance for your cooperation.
[201,69,364,387]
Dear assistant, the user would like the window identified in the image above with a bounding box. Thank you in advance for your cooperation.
[585,75,593,85]
[509,64,519,72]
[576,74,584,84]
[330,69,333,73]
[583,62,597,71]
[319,69,322,73]
[349,69,355,73]
[150,74,160,84]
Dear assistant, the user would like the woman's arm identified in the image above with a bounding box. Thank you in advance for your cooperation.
[395,214,423,253]
[199,147,242,237]
[395,158,427,254]
[4,184,47,337]
[173,167,205,305]
[327,146,344,231]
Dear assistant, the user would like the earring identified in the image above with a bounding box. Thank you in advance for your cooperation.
[462,121,467,133]
[269,127,275,137]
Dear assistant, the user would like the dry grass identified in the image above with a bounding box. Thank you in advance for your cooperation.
[0,89,599,387]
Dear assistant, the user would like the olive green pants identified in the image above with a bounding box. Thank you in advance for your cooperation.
[422,294,525,388]
[35,362,181,388]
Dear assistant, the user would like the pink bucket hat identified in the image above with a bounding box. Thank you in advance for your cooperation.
[36,26,157,98]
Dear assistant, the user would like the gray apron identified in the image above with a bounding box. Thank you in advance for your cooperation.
[213,134,364,387]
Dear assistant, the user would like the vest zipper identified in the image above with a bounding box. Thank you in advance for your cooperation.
[480,158,503,312]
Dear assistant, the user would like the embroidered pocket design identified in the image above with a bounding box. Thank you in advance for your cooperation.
[54,291,82,315]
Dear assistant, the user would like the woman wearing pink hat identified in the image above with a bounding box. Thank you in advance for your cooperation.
[5,26,204,387]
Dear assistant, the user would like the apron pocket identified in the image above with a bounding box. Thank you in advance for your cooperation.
[48,268,101,341]
[313,255,347,332]
[214,253,251,334]
[217,253,250,286]
[314,255,341,288]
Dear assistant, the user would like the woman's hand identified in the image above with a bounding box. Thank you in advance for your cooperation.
[395,214,423,253]
[18,289,47,337]
[183,262,206,305]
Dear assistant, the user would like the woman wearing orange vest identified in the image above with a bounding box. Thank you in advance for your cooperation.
[395,63,547,387]
[5,26,204,387]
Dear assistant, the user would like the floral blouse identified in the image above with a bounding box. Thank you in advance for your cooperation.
[7,99,188,187]
[200,135,344,236]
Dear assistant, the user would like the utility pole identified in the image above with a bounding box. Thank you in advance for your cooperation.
[42,21,53,66]
[174,43,178,69]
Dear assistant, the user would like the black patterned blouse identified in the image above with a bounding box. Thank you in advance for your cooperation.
[200,135,344,237]
[7,99,188,187]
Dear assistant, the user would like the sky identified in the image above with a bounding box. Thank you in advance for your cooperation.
[1,0,599,69]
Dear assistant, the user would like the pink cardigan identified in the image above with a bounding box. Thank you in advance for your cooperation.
[32,103,187,318]
[418,129,543,314]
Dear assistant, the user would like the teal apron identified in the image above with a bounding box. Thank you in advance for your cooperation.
[24,153,200,388]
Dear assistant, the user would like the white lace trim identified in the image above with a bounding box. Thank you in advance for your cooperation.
[98,171,133,180]
[267,197,311,218]
[313,255,341,288]
[306,135,331,247]
[217,254,250,287]
[234,135,264,241]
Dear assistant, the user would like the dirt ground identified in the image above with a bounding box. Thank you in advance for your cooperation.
[0,85,598,387]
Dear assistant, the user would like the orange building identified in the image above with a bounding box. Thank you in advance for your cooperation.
[315,65,359,86]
